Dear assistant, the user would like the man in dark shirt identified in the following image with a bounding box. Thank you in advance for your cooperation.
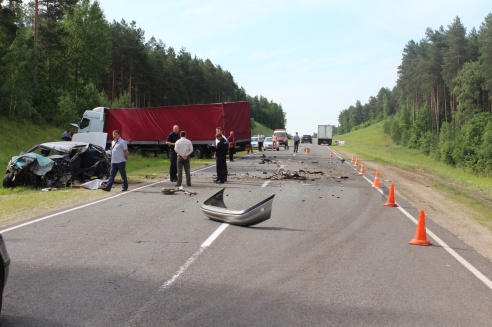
[166,125,180,182]
[215,133,228,184]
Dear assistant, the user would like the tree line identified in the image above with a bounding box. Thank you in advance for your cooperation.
[338,14,492,175]
[0,0,286,130]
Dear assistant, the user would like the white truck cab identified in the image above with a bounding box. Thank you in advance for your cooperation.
[71,107,107,133]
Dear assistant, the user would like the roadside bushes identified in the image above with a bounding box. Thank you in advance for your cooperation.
[452,113,492,173]
[383,112,492,175]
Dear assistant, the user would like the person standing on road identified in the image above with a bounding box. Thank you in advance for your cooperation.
[227,131,236,162]
[101,130,129,192]
[215,127,228,181]
[293,132,300,153]
[166,125,180,183]
[272,134,277,151]
[258,134,264,152]
[215,133,228,184]
[174,131,193,187]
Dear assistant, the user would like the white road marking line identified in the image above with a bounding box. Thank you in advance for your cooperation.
[201,223,229,248]
[159,246,206,291]
[329,146,492,290]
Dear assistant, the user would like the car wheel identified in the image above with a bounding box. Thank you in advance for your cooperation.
[3,174,13,188]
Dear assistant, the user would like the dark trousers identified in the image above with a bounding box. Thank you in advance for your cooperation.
[177,156,191,186]
[104,162,128,190]
[229,148,235,161]
[294,141,299,152]
[169,150,177,181]
[216,156,227,183]
[258,142,263,151]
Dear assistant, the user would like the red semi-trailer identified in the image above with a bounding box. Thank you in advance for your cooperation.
[72,102,251,158]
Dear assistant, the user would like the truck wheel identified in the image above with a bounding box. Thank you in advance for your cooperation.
[193,147,204,159]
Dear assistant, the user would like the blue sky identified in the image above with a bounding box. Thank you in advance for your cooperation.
[97,0,491,135]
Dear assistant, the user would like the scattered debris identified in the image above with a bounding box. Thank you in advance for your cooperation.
[267,166,323,181]
[258,157,278,164]
[299,169,324,175]
[161,188,197,195]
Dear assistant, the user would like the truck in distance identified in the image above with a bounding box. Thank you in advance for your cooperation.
[317,125,333,145]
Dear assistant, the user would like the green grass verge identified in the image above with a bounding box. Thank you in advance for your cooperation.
[334,121,492,193]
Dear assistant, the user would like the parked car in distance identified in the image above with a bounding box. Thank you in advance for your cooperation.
[250,136,259,149]
[301,135,312,143]
[0,233,10,313]
[264,136,279,150]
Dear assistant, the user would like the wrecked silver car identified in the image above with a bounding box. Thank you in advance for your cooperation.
[201,188,275,226]
[3,141,110,188]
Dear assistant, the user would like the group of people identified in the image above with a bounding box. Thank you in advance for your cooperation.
[166,125,237,187]
[99,125,238,192]
[98,128,302,192]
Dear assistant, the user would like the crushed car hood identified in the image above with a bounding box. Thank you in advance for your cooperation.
[10,153,54,176]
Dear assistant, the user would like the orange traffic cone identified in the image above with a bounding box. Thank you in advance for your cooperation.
[330,150,333,158]
[351,154,354,162]
[383,184,398,207]
[409,210,432,246]
[359,162,365,175]
[354,157,359,167]
[372,171,380,188]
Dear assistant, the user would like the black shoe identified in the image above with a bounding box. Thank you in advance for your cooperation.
[187,184,191,186]
[171,179,178,182]
[121,188,128,192]
[101,188,110,192]
[175,184,181,187]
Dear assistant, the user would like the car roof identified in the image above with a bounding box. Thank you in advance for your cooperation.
[29,141,92,154]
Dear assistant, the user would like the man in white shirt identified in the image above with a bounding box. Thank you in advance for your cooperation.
[101,130,129,192]
[258,134,265,151]
[174,131,194,187]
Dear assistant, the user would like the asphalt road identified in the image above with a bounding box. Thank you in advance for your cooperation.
[1,142,492,326]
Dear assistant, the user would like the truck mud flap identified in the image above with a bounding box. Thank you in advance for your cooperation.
[200,188,275,226]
